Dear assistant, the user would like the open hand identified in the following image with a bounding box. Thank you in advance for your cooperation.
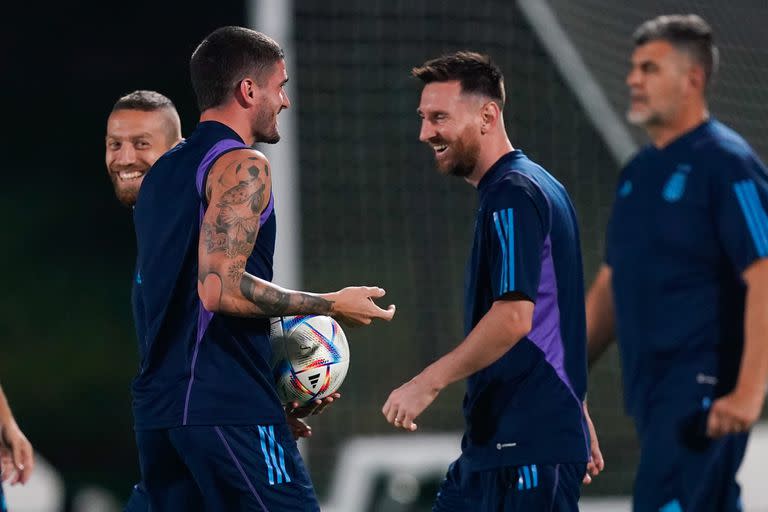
[325,287,396,326]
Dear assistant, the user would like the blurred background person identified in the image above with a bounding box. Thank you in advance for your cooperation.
[586,14,768,512]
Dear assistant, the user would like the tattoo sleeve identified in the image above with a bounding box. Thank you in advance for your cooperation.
[202,158,266,259]
[239,275,334,317]
[198,153,335,317]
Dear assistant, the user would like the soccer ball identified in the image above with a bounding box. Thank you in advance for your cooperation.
[269,315,350,405]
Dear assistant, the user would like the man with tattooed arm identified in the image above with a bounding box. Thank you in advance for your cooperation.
[106,89,341,512]
[131,27,395,511]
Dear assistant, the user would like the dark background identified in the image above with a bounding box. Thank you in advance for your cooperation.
[0,1,248,502]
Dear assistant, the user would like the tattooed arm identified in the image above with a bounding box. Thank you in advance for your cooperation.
[198,149,396,325]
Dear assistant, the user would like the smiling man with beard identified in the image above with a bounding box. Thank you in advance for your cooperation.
[105,88,341,511]
[106,91,183,208]
[382,52,602,511]
[131,27,395,511]
[105,90,181,512]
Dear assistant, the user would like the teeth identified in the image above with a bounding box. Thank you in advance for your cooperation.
[433,144,448,152]
[118,171,143,180]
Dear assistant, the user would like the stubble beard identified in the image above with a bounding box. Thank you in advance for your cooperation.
[443,138,480,178]
[254,108,281,144]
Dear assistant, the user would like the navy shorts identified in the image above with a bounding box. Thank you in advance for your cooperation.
[434,457,584,512]
[0,484,6,512]
[633,397,747,512]
[433,456,478,511]
[136,423,318,512]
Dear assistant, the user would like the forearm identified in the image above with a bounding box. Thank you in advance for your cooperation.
[421,301,532,391]
[586,266,616,366]
[0,385,16,431]
[199,267,333,318]
[735,280,768,396]
[238,272,334,317]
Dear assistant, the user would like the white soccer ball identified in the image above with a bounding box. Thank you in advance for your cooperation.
[269,315,350,405]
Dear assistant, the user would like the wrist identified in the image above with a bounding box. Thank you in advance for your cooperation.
[420,364,448,394]
[733,381,767,399]
[318,293,337,315]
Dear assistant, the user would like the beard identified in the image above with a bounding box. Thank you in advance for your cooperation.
[109,173,143,207]
[626,108,662,127]
[435,136,480,178]
[253,107,281,144]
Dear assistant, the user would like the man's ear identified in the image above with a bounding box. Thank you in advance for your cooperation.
[480,101,500,134]
[235,77,258,107]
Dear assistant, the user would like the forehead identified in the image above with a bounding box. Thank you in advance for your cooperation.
[264,59,288,84]
[106,109,167,138]
[418,81,466,111]
[631,40,685,65]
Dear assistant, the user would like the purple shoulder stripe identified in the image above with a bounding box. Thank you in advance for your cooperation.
[195,139,248,197]
[184,138,247,425]
[259,194,275,227]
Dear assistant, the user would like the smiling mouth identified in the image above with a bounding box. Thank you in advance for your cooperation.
[116,170,145,181]
[432,143,448,154]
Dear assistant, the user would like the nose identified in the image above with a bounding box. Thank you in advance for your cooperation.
[281,89,291,110]
[626,67,640,88]
[114,144,137,166]
[419,120,435,143]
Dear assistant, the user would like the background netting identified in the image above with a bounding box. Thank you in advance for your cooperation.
[292,0,624,499]
[548,0,768,159]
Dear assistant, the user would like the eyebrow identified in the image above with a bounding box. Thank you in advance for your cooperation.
[106,132,154,141]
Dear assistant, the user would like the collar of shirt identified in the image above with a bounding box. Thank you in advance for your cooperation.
[477,149,525,193]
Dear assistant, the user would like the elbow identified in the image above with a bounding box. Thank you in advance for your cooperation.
[512,315,533,340]
[198,273,224,313]
[493,300,533,342]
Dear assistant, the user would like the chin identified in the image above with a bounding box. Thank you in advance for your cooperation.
[259,130,281,144]
[113,184,140,207]
[626,109,656,127]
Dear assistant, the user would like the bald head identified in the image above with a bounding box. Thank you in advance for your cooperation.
[111,90,182,144]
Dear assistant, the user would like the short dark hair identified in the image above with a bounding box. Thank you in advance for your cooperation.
[190,26,284,111]
[633,14,719,88]
[111,90,176,113]
[412,51,505,108]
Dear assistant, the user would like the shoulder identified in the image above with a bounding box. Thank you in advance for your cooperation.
[483,169,548,224]
[210,149,271,182]
[622,145,656,175]
[207,149,272,199]
[695,122,767,183]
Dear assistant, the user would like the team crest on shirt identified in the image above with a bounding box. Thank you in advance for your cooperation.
[618,180,632,198]
[662,164,692,202]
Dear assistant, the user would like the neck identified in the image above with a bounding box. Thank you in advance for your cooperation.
[200,105,255,146]
[465,133,514,188]
[647,102,708,149]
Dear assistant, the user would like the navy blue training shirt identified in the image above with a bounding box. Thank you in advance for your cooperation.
[131,121,285,430]
[462,150,589,471]
[606,119,768,420]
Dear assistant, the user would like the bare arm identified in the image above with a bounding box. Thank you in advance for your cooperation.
[198,149,395,325]
[382,299,533,430]
[736,258,768,401]
[586,264,616,367]
[0,384,34,484]
[197,149,332,316]
[421,299,533,389]
[707,258,768,437]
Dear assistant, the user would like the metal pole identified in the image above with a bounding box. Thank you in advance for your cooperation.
[249,0,301,291]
